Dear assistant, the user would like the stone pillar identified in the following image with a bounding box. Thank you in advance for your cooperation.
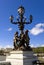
[6,51,37,65]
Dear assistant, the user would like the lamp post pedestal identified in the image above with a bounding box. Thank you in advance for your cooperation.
[6,50,37,65]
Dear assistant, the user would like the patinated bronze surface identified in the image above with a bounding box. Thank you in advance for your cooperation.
[10,6,33,50]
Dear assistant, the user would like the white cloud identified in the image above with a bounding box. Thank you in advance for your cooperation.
[0,45,2,49]
[5,45,11,48]
[30,44,39,48]
[36,23,44,28]
[30,44,34,47]
[0,45,13,49]
[30,44,44,48]
[8,28,12,31]
[29,23,44,35]
[4,45,13,49]
[40,44,44,47]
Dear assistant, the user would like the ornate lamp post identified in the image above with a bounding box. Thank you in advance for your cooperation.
[8,6,38,65]
[9,6,33,34]
[9,6,33,50]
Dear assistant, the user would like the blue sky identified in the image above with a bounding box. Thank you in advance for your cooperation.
[0,0,44,48]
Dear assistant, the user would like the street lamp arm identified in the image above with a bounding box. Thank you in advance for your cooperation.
[23,21,32,24]
[11,21,18,24]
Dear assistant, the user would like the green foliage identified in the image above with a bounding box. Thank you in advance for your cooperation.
[32,47,44,53]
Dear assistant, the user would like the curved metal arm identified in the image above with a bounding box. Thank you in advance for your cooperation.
[10,15,18,24]
[11,21,18,24]
[23,21,32,24]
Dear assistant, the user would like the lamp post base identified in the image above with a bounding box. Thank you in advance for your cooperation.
[6,50,37,65]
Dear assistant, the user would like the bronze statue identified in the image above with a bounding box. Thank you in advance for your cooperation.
[24,30,30,47]
[13,30,30,50]
[13,32,19,49]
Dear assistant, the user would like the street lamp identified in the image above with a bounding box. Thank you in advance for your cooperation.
[18,6,25,15]
[9,6,33,33]
[9,15,14,22]
[9,6,33,49]
[30,15,33,23]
